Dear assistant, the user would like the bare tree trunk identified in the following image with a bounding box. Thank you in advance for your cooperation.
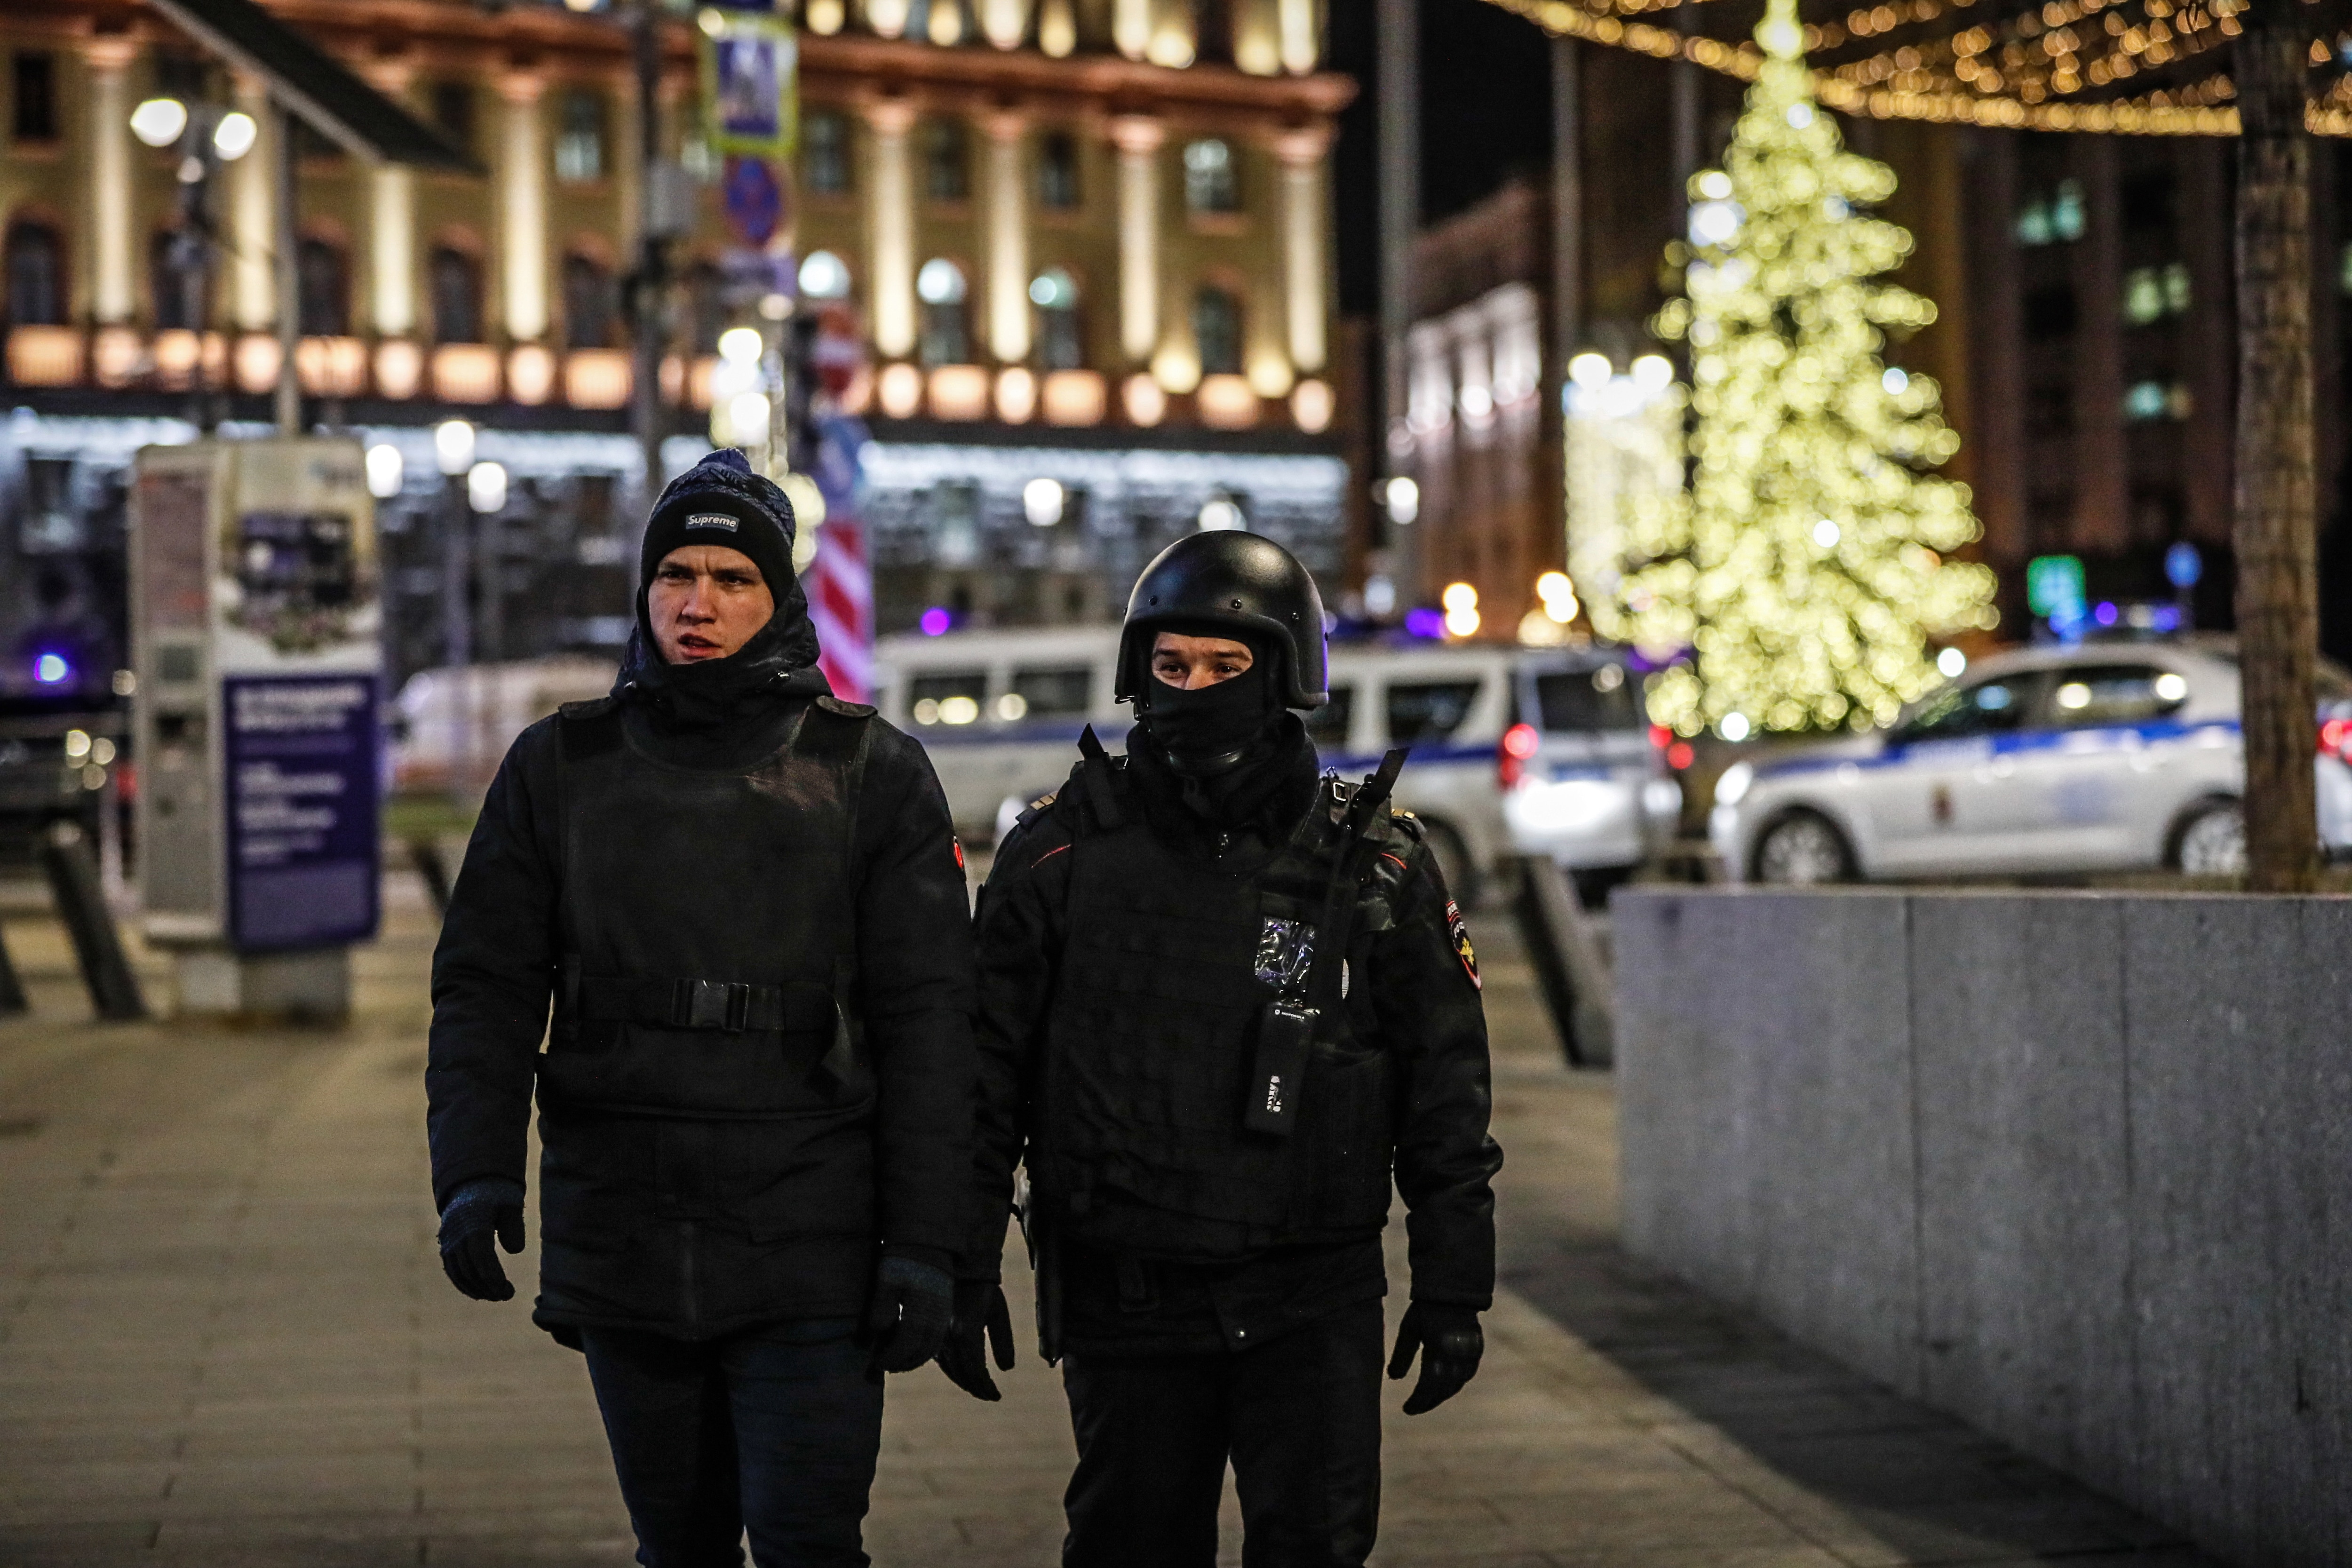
[2233,0,2318,892]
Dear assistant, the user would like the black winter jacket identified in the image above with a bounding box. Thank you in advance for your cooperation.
[968,732,1502,1325]
[425,661,977,1341]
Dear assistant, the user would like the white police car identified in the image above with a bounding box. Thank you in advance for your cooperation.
[1709,640,2352,883]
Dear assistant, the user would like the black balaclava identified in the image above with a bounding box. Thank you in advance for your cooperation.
[1131,627,1317,831]
[618,448,826,731]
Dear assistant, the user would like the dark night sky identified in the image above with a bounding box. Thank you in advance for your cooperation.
[1329,0,1557,318]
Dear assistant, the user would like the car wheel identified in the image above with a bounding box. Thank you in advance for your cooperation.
[1751,811,1855,885]
[2171,798,2247,876]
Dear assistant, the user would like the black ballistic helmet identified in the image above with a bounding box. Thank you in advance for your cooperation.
[1117,531,1328,708]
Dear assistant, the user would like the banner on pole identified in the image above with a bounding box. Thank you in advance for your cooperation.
[807,413,872,702]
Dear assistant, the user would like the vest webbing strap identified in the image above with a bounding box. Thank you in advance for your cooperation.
[574,974,837,1033]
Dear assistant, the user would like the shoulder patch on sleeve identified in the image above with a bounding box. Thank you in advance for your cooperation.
[1446,899,1481,990]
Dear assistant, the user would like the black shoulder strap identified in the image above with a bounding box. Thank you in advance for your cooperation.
[1075,725,1126,831]
[797,699,874,1086]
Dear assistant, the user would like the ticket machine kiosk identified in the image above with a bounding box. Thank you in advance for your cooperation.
[128,438,381,1019]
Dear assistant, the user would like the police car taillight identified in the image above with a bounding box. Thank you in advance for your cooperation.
[1497,722,1539,789]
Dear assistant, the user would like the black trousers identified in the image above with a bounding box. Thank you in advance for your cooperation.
[579,1319,882,1568]
[1060,1300,1385,1568]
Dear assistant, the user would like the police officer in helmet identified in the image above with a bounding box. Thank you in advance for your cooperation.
[943,530,1502,1566]
[426,449,980,1565]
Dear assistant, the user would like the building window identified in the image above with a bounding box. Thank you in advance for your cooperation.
[1031,266,1081,369]
[799,249,853,300]
[923,119,969,203]
[2015,178,2084,247]
[1184,138,1238,214]
[2122,262,2190,325]
[430,82,475,154]
[13,53,57,142]
[6,220,65,325]
[429,245,484,343]
[555,89,606,183]
[563,253,616,349]
[297,238,349,336]
[2123,380,2192,422]
[1192,285,1241,375]
[804,111,851,195]
[151,230,203,330]
[1037,132,1080,210]
[2022,283,2078,340]
[916,257,970,366]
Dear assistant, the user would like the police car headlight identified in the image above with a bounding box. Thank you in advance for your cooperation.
[1715,761,1754,807]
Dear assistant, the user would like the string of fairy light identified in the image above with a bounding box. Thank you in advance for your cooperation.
[1482,0,2352,135]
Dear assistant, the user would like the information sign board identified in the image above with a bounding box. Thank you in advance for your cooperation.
[223,673,380,951]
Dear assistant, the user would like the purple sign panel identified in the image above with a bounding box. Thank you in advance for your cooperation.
[224,674,381,952]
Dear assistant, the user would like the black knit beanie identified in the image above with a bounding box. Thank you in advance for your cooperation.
[638,448,797,595]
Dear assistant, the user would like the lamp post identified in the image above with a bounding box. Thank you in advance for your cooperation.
[130,94,258,430]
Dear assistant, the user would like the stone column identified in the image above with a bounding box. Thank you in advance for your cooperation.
[864,97,918,359]
[1278,0,1318,72]
[85,37,138,325]
[229,73,277,331]
[498,70,549,342]
[1110,115,1164,366]
[1272,126,1330,377]
[361,60,417,338]
[982,110,1029,363]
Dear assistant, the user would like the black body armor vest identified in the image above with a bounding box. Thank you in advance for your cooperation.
[1032,744,1412,1257]
[540,694,873,1120]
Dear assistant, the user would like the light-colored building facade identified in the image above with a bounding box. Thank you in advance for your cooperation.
[0,0,1355,694]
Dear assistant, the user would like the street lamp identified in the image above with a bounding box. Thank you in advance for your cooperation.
[129,96,189,147]
[434,420,477,476]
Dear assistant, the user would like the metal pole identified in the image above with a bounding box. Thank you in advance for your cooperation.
[40,821,147,1022]
[1375,0,1419,596]
[1669,9,1700,247]
[442,478,473,808]
[1550,36,1582,395]
[631,0,668,506]
[271,97,300,435]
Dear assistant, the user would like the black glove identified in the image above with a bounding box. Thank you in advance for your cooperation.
[1386,1302,1484,1415]
[437,1177,526,1303]
[936,1280,1016,1401]
[863,1255,956,1377]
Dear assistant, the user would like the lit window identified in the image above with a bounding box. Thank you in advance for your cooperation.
[2015,177,2084,247]
[917,258,970,366]
[2122,380,2190,422]
[1031,266,1082,370]
[800,250,853,300]
[2122,262,2191,325]
[1183,138,1238,214]
[804,111,851,195]
[554,89,606,183]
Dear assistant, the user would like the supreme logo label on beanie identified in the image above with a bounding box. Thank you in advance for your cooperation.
[639,450,796,595]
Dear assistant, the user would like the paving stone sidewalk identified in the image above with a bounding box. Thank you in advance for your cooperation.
[0,877,2216,1567]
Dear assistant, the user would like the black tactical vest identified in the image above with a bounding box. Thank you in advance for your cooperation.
[1032,750,1412,1255]
[538,694,874,1120]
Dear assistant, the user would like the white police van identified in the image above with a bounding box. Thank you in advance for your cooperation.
[1708,639,2352,883]
[873,628,1677,901]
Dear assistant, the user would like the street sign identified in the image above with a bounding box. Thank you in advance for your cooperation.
[701,9,798,161]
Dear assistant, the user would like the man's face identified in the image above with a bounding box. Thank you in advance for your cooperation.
[1150,631,1255,691]
[648,545,775,663]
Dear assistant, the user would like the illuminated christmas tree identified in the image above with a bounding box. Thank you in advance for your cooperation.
[1618,0,1996,738]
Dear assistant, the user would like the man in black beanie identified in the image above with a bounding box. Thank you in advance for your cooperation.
[425,449,984,1566]
[950,530,1502,1567]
